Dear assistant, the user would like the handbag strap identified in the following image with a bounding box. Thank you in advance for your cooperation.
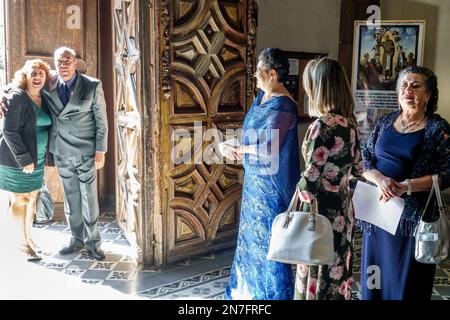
[287,188,299,211]
[432,174,445,208]
[287,187,318,214]
[419,174,446,221]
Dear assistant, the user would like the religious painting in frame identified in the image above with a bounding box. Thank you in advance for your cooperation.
[351,20,425,142]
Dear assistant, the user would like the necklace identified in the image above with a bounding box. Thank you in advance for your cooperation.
[399,115,425,133]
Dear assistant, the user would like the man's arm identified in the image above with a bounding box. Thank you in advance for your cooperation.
[95,152,105,170]
[92,81,108,170]
[0,101,8,118]
[0,86,14,118]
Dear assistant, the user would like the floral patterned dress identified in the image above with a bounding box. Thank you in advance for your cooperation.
[294,113,363,300]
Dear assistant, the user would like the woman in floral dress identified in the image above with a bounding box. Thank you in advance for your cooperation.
[294,57,363,300]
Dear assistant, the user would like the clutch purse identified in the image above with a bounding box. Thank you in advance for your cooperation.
[414,174,450,264]
[267,188,335,265]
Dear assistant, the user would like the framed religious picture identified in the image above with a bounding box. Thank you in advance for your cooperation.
[351,20,426,142]
[284,51,327,119]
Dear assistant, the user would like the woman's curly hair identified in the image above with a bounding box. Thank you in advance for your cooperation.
[13,59,51,90]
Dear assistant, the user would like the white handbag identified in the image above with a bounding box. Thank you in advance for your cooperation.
[267,188,335,265]
[414,174,450,264]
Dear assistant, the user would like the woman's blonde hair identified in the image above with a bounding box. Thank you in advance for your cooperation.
[303,57,355,118]
[12,59,51,90]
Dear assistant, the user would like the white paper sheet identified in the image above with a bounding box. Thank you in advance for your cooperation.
[218,138,240,157]
[352,181,404,235]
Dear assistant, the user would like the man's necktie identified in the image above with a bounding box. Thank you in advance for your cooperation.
[60,84,70,107]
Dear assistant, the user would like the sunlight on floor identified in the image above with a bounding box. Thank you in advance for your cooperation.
[0,258,139,300]
[0,193,142,300]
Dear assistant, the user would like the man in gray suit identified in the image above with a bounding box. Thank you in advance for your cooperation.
[43,47,108,260]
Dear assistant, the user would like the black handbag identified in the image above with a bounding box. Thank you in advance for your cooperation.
[35,184,54,224]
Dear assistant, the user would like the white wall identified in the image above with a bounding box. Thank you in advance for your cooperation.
[256,0,341,58]
[381,0,450,122]
[256,0,342,170]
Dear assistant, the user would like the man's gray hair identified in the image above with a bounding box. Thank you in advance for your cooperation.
[54,47,77,59]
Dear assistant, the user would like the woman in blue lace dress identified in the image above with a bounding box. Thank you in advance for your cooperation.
[360,66,450,299]
[225,48,300,300]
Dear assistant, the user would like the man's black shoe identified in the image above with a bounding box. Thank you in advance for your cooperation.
[59,244,84,255]
[88,248,106,261]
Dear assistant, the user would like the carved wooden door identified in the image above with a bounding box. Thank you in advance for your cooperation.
[160,0,257,263]
[6,0,98,218]
[111,0,257,267]
[112,0,144,254]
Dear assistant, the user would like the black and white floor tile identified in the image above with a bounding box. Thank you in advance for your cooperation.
[137,267,231,300]
[1,211,449,300]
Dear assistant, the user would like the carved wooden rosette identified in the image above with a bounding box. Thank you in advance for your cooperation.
[160,0,258,263]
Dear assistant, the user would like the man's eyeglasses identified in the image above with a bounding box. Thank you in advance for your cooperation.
[57,60,74,66]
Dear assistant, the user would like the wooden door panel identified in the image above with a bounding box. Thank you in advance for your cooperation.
[24,0,83,56]
[7,0,97,79]
[164,0,257,262]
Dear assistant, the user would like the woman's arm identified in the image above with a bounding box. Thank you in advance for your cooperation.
[297,120,326,203]
[363,169,403,202]
[361,115,404,201]
[228,106,296,161]
[397,121,450,195]
[436,122,450,190]
[361,129,377,173]
[227,144,257,161]
[1,94,34,168]
[351,128,363,178]
[397,175,433,196]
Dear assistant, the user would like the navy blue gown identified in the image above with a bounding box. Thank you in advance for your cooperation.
[361,124,436,300]
[225,91,300,300]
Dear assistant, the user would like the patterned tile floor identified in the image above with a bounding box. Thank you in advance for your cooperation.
[1,212,449,300]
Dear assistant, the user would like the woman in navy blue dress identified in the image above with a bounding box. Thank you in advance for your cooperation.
[224,48,300,299]
[360,66,450,299]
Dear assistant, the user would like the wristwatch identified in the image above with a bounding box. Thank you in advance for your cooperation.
[406,179,412,196]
